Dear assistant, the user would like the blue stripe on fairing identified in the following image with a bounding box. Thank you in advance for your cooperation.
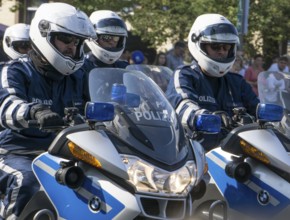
[206,150,290,218]
[33,153,125,219]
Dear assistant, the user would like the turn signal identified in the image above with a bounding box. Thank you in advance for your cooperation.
[68,141,102,168]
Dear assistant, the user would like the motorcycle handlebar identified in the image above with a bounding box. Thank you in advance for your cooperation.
[27,120,39,128]
[212,109,255,132]
[27,119,67,132]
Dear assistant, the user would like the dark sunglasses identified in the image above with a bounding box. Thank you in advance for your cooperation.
[209,43,233,51]
[98,35,120,43]
[12,41,31,50]
[55,33,81,46]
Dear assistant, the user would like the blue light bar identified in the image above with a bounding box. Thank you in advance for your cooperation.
[126,93,140,108]
[257,103,283,122]
[85,102,114,121]
[195,114,221,133]
[111,83,126,104]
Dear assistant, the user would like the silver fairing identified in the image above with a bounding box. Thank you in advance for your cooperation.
[239,129,290,173]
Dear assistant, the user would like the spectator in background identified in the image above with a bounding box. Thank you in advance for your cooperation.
[143,52,150,64]
[237,50,251,69]
[265,72,285,105]
[166,41,186,70]
[130,50,145,64]
[230,54,246,77]
[271,56,279,65]
[268,55,289,73]
[119,48,131,63]
[244,54,264,96]
[154,52,167,66]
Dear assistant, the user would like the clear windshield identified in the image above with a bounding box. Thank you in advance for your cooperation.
[258,71,290,140]
[126,64,173,92]
[258,71,290,111]
[88,68,188,165]
[88,67,176,127]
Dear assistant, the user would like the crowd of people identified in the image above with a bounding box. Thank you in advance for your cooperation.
[0,2,289,219]
[116,40,188,70]
[230,52,289,101]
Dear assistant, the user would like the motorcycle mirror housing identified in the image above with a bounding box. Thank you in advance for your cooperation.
[85,102,115,122]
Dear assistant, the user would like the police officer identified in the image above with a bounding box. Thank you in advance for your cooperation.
[0,23,31,75]
[0,3,95,219]
[0,23,32,131]
[2,23,31,60]
[166,14,259,151]
[81,10,129,102]
[83,10,129,71]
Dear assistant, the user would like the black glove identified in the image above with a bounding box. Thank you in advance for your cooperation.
[212,111,231,130]
[30,104,64,128]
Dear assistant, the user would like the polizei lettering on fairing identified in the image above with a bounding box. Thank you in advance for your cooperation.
[199,96,216,104]
[134,111,171,122]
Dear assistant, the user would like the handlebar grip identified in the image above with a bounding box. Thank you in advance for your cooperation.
[27,120,40,128]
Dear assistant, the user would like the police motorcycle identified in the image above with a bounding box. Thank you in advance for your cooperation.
[126,64,173,93]
[190,71,290,220]
[19,68,222,220]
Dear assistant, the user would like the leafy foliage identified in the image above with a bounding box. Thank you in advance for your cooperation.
[59,0,239,48]
[246,0,290,67]
[4,0,290,67]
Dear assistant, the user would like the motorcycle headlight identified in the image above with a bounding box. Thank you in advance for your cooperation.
[121,155,197,196]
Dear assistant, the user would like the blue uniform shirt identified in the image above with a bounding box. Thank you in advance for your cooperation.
[0,57,86,155]
[165,61,259,150]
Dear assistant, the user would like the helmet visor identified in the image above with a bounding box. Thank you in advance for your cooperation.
[96,18,126,28]
[98,34,120,43]
[201,23,238,36]
[12,41,32,53]
[94,18,127,36]
[199,23,239,44]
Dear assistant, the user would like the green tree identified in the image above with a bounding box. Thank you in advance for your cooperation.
[245,0,290,68]
[60,0,238,47]
[5,0,289,67]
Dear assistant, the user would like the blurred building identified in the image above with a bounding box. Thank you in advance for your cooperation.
[0,0,48,61]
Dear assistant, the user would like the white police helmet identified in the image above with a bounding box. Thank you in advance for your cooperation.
[29,2,96,75]
[3,23,30,59]
[86,10,127,64]
[188,14,240,77]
